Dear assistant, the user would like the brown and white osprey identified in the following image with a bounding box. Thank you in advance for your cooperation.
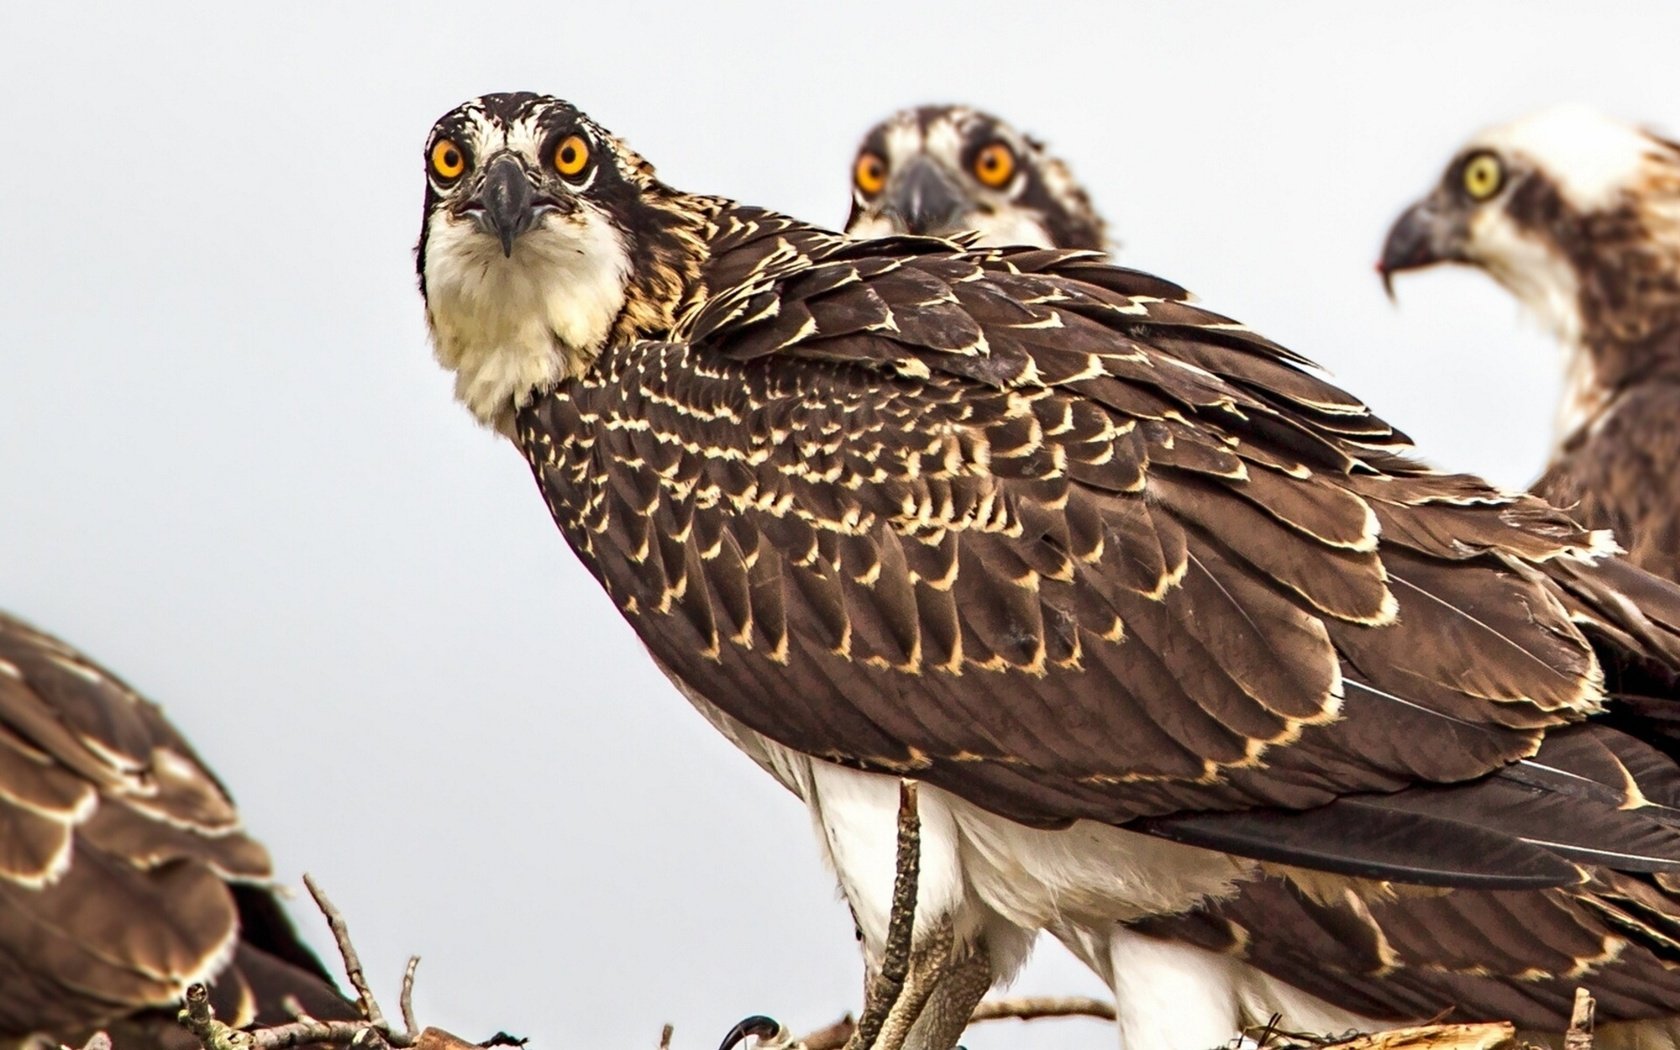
[843,105,1107,251]
[836,110,1680,1047]
[0,611,352,1049]
[417,93,1680,1050]
[1379,105,1680,583]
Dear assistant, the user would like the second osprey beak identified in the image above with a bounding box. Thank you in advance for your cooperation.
[476,156,537,256]
[885,158,967,236]
[1377,199,1462,301]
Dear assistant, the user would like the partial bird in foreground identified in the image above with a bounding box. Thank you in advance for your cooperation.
[0,611,353,1049]
[844,104,1106,250]
[417,93,1680,1050]
[840,103,1680,1049]
[1379,105,1680,583]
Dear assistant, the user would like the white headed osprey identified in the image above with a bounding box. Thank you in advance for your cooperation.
[0,611,353,1049]
[843,105,1107,251]
[417,93,1680,1050]
[1379,105,1680,583]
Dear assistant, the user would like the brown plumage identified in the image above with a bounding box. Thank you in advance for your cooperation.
[841,104,1680,1037]
[418,94,1680,1048]
[1380,105,1680,584]
[0,611,353,1048]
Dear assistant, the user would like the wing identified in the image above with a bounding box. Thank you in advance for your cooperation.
[1130,858,1680,1027]
[1535,383,1680,585]
[0,611,352,1041]
[518,211,1680,887]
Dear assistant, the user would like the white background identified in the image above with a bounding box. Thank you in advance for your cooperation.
[4,4,1679,1048]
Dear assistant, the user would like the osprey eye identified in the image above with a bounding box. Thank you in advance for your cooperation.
[855,152,887,197]
[973,142,1017,189]
[554,134,591,178]
[430,139,466,182]
[1462,152,1504,201]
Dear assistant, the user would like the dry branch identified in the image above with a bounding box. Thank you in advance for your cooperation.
[843,780,921,1050]
[1564,988,1596,1050]
[788,994,1119,1049]
[176,875,513,1050]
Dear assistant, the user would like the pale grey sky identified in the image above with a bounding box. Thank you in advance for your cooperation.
[4,4,1679,1048]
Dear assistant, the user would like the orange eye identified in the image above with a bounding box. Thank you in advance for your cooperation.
[554,134,590,177]
[855,152,887,196]
[430,139,466,181]
[973,142,1016,188]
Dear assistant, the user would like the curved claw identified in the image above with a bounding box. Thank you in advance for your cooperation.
[716,1015,787,1050]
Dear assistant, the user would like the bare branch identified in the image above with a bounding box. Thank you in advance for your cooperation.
[175,879,468,1050]
[179,982,399,1050]
[971,996,1117,1024]
[796,995,1118,1049]
[843,779,921,1050]
[400,957,422,1038]
[1565,989,1596,1050]
[1251,1019,1520,1050]
[304,874,389,1034]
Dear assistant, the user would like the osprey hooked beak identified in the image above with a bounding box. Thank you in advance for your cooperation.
[470,154,540,256]
[1377,198,1468,301]
[882,156,967,236]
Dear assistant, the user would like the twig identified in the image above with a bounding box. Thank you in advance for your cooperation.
[304,874,390,1036]
[796,994,1118,1049]
[658,1024,675,1050]
[1565,988,1595,1050]
[1252,1020,1517,1050]
[844,780,921,1050]
[400,956,422,1038]
[177,877,481,1050]
[179,982,396,1050]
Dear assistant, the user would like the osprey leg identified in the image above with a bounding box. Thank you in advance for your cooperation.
[899,945,990,1050]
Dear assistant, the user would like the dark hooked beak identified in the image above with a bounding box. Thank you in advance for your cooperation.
[883,157,968,236]
[715,1015,785,1050]
[473,155,538,256]
[1377,198,1463,301]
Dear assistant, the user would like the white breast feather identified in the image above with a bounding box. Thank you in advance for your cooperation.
[424,210,630,429]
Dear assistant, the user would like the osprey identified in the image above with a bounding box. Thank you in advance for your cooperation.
[418,94,1680,1050]
[837,112,1680,1045]
[1379,105,1680,583]
[844,105,1106,251]
[0,611,353,1049]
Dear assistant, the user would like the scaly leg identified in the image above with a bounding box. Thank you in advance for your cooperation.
[900,941,991,1050]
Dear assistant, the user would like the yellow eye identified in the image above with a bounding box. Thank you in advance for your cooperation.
[1462,151,1504,201]
[430,139,466,181]
[554,134,590,177]
[973,142,1017,188]
[855,152,887,197]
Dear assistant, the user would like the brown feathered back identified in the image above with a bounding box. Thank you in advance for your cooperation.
[0,611,353,1046]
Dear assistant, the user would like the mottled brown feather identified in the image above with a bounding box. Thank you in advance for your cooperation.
[0,612,353,1043]
[517,201,1680,885]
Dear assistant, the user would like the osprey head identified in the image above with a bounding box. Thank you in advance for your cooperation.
[1377,105,1680,347]
[416,93,702,432]
[844,105,1107,251]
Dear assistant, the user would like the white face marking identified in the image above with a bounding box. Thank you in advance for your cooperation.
[1474,104,1661,213]
[422,108,634,433]
[1465,205,1583,347]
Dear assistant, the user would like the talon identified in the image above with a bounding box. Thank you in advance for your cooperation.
[716,1015,786,1050]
